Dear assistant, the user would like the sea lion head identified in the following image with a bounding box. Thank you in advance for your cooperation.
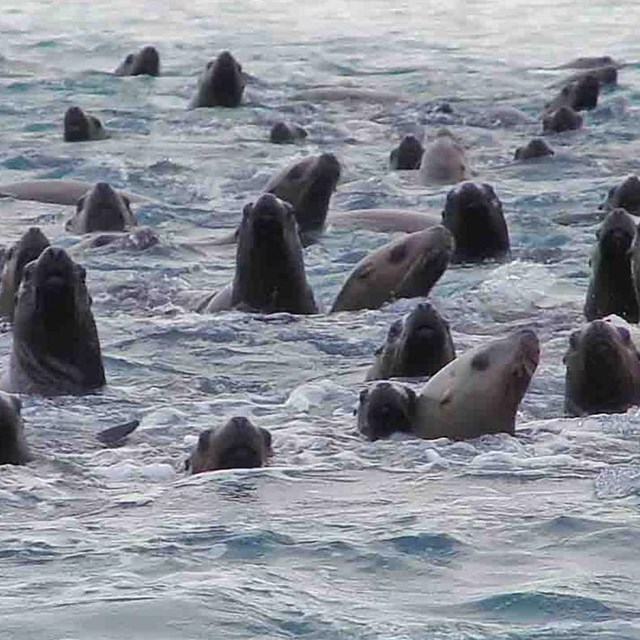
[187,416,272,473]
[0,227,50,321]
[115,45,160,76]
[66,182,136,234]
[442,181,510,262]
[63,106,106,142]
[601,175,640,215]
[564,319,640,416]
[356,382,417,441]
[0,391,30,465]
[13,247,105,394]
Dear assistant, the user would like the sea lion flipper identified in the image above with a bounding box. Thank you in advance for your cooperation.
[96,419,140,447]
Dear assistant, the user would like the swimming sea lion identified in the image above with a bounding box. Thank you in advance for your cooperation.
[65,182,137,234]
[0,391,30,465]
[189,51,245,108]
[389,135,424,170]
[418,128,469,185]
[1,247,105,395]
[201,193,318,314]
[0,179,153,206]
[356,382,417,441]
[413,328,540,440]
[514,138,555,160]
[564,318,640,416]
[442,182,510,263]
[558,56,617,69]
[366,302,455,381]
[270,122,308,144]
[71,227,159,252]
[264,152,341,245]
[561,65,618,88]
[330,225,455,313]
[600,175,640,215]
[584,208,638,323]
[328,209,440,233]
[114,45,160,76]
[542,106,583,134]
[63,106,109,142]
[545,74,600,112]
[186,417,272,473]
[0,227,50,321]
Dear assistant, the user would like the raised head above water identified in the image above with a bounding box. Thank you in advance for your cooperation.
[66,182,137,234]
[189,51,245,108]
[115,46,160,76]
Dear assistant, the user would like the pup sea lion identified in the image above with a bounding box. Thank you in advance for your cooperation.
[264,152,341,245]
[564,318,640,416]
[330,225,454,313]
[189,51,245,108]
[114,46,160,76]
[186,417,272,473]
[514,138,555,160]
[65,182,137,234]
[366,302,455,381]
[0,179,152,206]
[201,193,318,314]
[600,175,640,215]
[390,135,424,170]
[543,106,583,133]
[584,208,638,323]
[328,209,440,233]
[419,128,469,185]
[0,227,50,321]
[270,122,308,144]
[545,74,600,112]
[413,328,540,440]
[63,106,109,142]
[0,391,30,465]
[356,382,417,441]
[1,247,105,395]
[442,182,510,263]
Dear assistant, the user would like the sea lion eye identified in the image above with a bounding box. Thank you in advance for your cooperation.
[569,330,580,350]
[389,243,407,264]
[617,327,631,343]
[387,319,403,340]
[470,353,490,371]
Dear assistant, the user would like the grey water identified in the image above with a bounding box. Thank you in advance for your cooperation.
[1,0,640,638]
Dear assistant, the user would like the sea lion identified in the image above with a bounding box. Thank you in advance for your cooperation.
[0,179,152,206]
[413,328,540,440]
[63,106,109,142]
[600,175,640,215]
[558,56,617,69]
[71,227,159,252]
[186,417,272,473]
[328,209,440,233]
[514,138,555,160]
[0,247,105,395]
[356,382,417,441]
[264,152,341,245]
[564,318,640,416]
[0,227,50,321]
[65,182,137,234]
[330,225,455,313]
[543,106,583,134]
[201,193,318,314]
[189,51,245,108]
[584,208,638,323]
[0,391,30,465]
[442,182,510,263]
[561,65,618,88]
[390,135,424,170]
[114,45,160,76]
[270,122,308,144]
[366,302,455,381]
[418,128,469,185]
[545,74,600,112]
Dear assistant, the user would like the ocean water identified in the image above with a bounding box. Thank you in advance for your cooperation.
[1,1,640,638]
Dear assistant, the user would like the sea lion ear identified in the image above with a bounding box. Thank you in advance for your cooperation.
[184,457,191,472]
[259,427,273,454]
[75,195,86,212]
[197,429,211,452]
[242,202,253,219]
[121,194,131,210]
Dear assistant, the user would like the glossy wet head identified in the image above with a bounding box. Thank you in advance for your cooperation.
[356,382,417,441]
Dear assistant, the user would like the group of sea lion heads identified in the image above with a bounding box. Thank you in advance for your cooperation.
[0,49,635,472]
